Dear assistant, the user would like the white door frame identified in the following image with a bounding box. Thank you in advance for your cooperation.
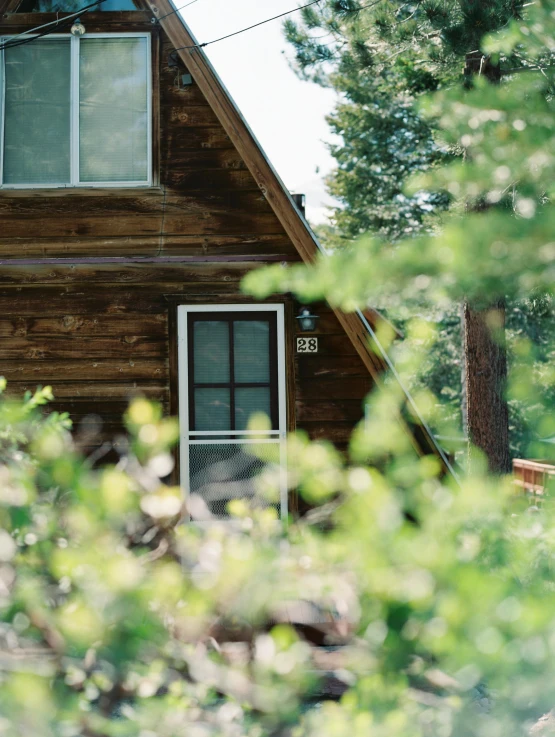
[177,304,288,519]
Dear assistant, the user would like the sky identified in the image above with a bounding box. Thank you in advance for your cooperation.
[181,0,338,223]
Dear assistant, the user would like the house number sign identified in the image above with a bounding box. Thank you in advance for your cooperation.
[296,337,318,353]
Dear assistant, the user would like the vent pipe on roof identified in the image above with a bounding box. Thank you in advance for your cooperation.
[291,193,306,217]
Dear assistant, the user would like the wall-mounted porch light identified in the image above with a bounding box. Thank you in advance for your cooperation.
[296,306,319,333]
[71,18,86,35]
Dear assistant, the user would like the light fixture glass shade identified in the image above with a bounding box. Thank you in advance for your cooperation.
[70,20,86,35]
[296,307,319,332]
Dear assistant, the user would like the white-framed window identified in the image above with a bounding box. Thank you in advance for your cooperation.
[0,33,151,188]
[177,304,288,521]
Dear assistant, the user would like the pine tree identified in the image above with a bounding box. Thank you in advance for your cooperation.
[284,0,529,472]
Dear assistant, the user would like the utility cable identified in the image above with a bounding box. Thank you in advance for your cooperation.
[167,0,323,50]
[356,309,461,484]
[0,15,77,50]
[0,0,107,51]
[156,0,202,22]
[162,0,387,52]
[7,0,107,39]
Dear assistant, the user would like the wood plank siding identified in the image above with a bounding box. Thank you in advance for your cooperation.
[0,22,372,451]
[0,31,298,260]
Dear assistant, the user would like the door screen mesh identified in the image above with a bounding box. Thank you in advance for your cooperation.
[189,442,280,518]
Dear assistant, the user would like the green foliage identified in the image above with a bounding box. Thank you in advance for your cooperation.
[1,376,555,735]
[325,86,449,241]
[0,383,317,735]
[249,0,555,458]
[284,0,552,457]
[285,0,456,241]
[394,297,555,460]
[0,6,554,735]
[278,2,554,302]
[284,0,528,241]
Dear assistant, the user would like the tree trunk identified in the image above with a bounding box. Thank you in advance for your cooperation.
[462,52,510,475]
[463,300,510,474]
[460,302,468,434]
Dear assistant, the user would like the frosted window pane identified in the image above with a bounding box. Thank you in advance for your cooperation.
[79,37,148,182]
[3,40,70,184]
[235,387,271,431]
[194,389,230,431]
[234,321,270,383]
[193,321,229,383]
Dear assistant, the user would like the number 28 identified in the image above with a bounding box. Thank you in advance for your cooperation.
[297,337,318,353]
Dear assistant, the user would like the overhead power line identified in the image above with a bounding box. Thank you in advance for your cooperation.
[162,0,387,52]
[0,0,385,55]
[166,0,324,50]
[0,0,107,52]
[11,0,107,39]
[156,0,202,22]
[0,15,77,50]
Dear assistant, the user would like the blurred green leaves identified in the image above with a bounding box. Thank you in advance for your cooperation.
[246,0,555,462]
[0,378,555,735]
[0,6,554,732]
[245,54,555,306]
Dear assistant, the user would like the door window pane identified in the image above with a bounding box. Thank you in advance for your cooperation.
[3,39,71,184]
[235,387,271,430]
[79,37,148,182]
[194,388,230,431]
[234,321,270,383]
[193,321,230,383]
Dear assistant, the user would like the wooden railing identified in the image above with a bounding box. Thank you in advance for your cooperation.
[513,459,555,498]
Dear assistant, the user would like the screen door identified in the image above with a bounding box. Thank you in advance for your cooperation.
[178,305,287,520]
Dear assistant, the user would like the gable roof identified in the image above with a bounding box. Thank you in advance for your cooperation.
[148,0,455,477]
[0,0,456,476]
[150,2,383,351]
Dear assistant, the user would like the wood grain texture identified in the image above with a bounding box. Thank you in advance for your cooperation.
[297,377,373,401]
[149,3,396,388]
[0,12,155,29]
[296,356,371,381]
[0,289,166,315]
[0,0,21,13]
[0,235,297,260]
[0,314,167,337]
[0,359,166,381]
[0,263,259,285]
[0,213,282,240]
[296,400,364,424]
[0,335,167,359]
[0,9,445,469]
[4,382,168,400]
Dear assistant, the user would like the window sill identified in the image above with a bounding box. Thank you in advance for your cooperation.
[0,185,163,197]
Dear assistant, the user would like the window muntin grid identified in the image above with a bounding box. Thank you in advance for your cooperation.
[187,312,279,433]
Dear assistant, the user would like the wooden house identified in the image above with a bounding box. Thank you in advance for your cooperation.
[0,0,452,517]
